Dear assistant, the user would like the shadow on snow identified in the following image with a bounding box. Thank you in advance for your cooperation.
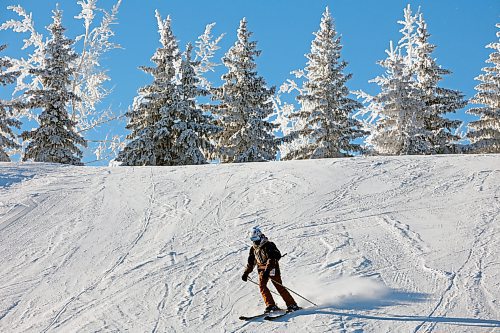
[272,289,500,329]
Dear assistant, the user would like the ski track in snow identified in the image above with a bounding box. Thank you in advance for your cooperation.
[0,155,499,332]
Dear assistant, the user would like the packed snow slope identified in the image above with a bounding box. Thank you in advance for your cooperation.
[0,155,499,333]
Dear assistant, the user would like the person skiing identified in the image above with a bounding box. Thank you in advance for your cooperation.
[241,226,301,313]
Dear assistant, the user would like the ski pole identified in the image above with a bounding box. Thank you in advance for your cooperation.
[247,277,281,297]
[269,279,318,307]
[248,277,317,307]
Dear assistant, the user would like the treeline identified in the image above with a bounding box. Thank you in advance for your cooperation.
[0,3,498,165]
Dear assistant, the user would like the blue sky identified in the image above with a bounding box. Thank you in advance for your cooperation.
[1,0,498,164]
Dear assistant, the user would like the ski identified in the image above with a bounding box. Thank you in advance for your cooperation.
[239,313,268,321]
[263,312,288,321]
[239,310,285,321]
[264,308,302,321]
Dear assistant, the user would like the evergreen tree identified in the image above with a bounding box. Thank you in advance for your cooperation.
[20,9,86,165]
[467,23,500,153]
[117,11,181,166]
[364,44,428,155]
[359,5,466,155]
[173,44,220,165]
[0,45,21,162]
[211,18,279,163]
[118,12,218,166]
[1,3,123,164]
[413,11,466,154]
[284,7,365,160]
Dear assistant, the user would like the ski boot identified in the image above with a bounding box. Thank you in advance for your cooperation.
[264,305,280,313]
[287,304,301,312]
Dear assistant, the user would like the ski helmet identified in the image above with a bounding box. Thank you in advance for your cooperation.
[249,226,263,241]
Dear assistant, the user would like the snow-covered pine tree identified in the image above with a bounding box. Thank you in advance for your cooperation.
[20,9,86,165]
[413,10,466,154]
[164,43,220,165]
[284,7,365,160]
[116,11,180,166]
[211,18,279,163]
[466,23,500,153]
[1,2,123,164]
[0,45,21,162]
[361,43,428,155]
[359,5,466,156]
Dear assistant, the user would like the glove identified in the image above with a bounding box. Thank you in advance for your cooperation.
[242,272,249,282]
[262,269,270,280]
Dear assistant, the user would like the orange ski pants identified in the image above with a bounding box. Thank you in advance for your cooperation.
[258,271,296,307]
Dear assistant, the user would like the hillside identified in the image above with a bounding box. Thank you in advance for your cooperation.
[0,155,499,332]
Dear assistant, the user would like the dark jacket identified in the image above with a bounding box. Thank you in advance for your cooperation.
[244,236,282,275]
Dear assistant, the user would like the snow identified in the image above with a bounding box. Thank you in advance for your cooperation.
[0,154,499,332]
[0,166,34,188]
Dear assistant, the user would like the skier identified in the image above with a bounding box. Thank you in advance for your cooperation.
[241,226,301,313]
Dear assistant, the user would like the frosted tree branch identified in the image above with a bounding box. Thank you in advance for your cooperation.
[72,0,122,128]
[85,133,124,164]
[194,23,225,89]
[0,5,45,104]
